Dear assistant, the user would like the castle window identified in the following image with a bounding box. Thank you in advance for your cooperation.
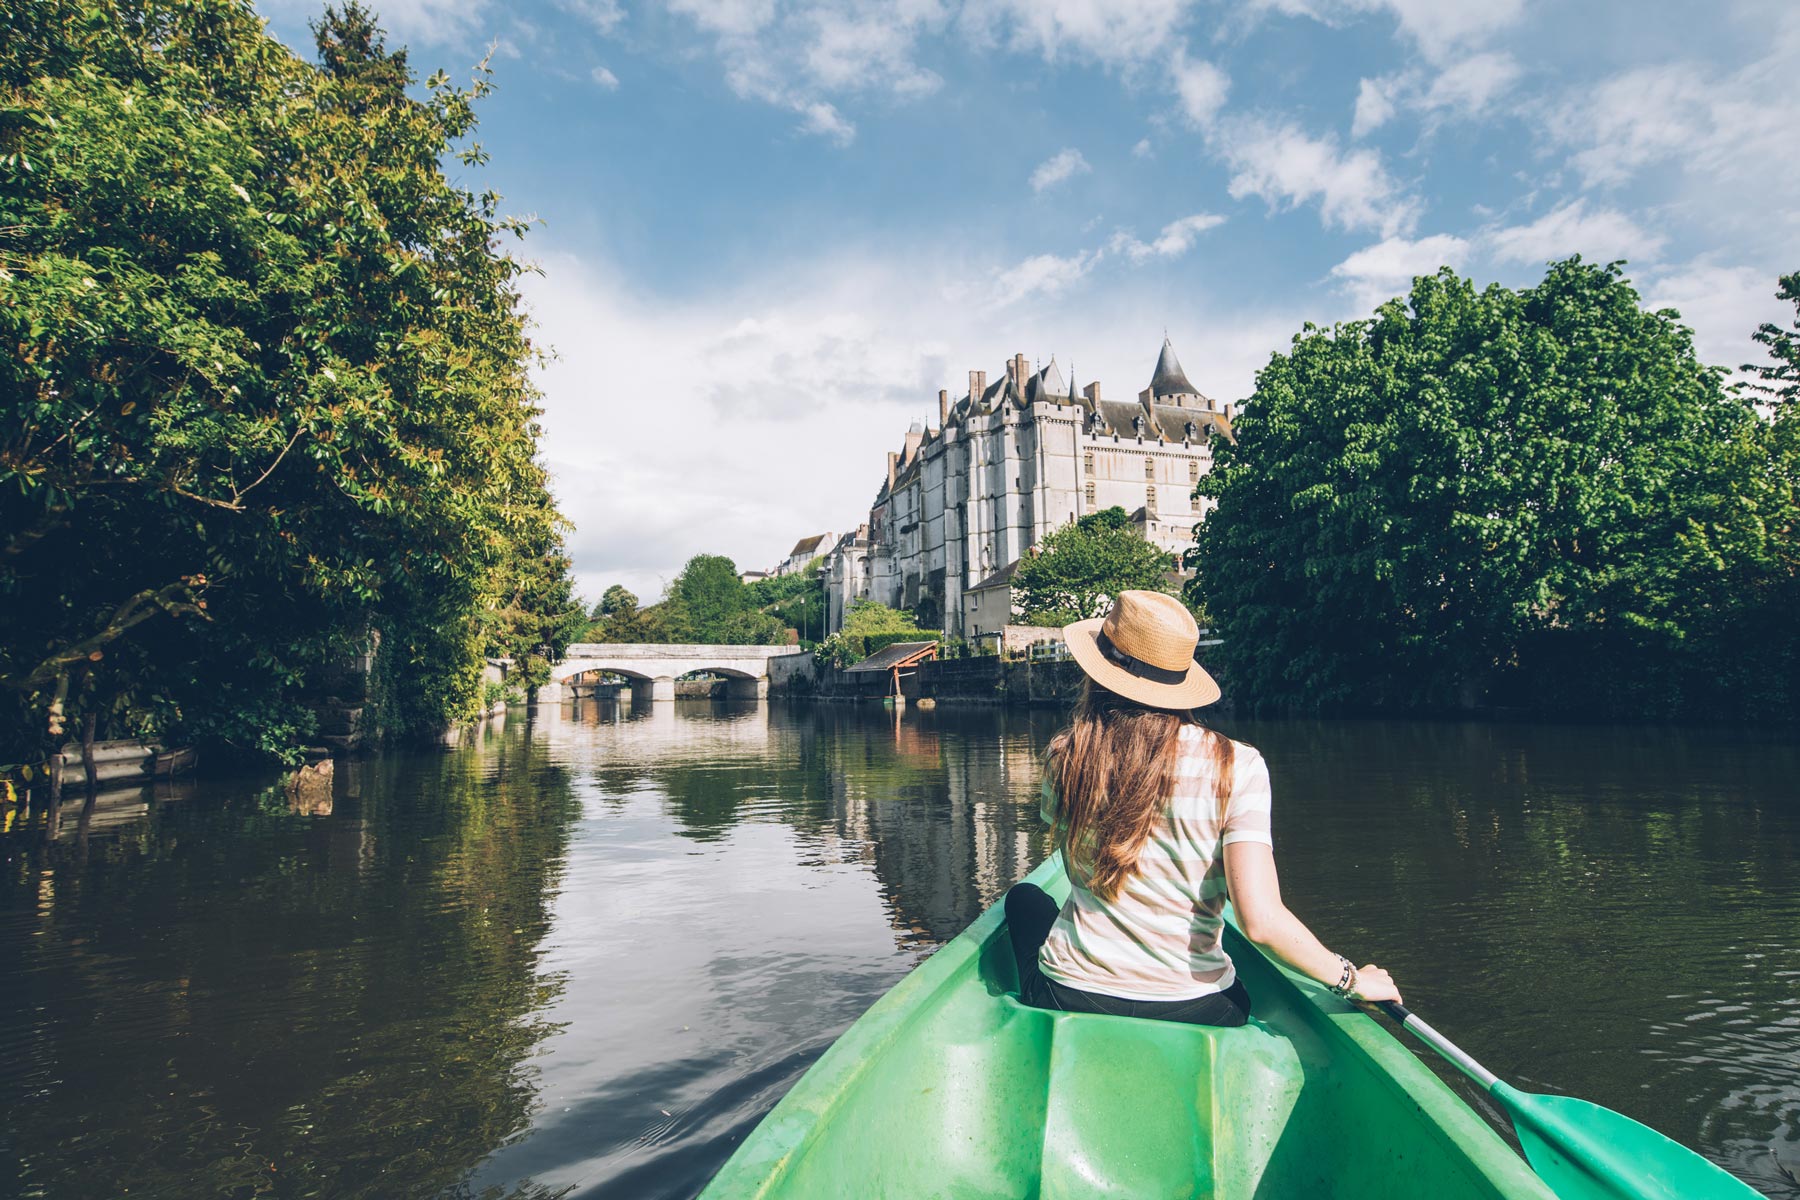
[1084,481,1095,506]
[1083,450,1094,476]
[1190,460,1201,483]
[1145,457,1156,481]
[1147,485,1158,511]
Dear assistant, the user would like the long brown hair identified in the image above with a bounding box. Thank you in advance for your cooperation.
[1047,680,1235,901]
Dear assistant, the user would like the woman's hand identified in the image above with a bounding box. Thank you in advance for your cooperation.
[1351,964,1401,1004]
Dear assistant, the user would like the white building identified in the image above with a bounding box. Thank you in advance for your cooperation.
[774,532,833,577]
[824,340,1234,643]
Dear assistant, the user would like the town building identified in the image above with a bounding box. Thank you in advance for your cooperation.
[823,339,1234,644]
[774,532,834,577]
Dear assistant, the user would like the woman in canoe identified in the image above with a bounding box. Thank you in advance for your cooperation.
[1007,589,1402,1026]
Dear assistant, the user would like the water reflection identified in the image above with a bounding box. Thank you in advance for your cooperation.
[1,731,581,1199]
[1,705,1795,1199]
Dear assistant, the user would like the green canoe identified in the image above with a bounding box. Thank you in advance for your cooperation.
[699,854,1560,1200]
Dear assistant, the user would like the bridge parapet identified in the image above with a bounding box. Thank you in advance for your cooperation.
[545,643,804,702]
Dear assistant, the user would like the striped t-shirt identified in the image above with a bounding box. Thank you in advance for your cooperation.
[1037,728,1274,1002]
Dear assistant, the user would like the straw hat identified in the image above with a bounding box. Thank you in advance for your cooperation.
[1063,591,1220,710]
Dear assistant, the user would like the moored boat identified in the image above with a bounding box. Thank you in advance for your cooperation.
[700,853,1559,1199]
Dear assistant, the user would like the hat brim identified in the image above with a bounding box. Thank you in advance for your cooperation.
[1063,617,1221,711]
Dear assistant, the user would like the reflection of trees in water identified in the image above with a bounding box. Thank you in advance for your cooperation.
[0,728,582,1199]
[558,700,1063,949]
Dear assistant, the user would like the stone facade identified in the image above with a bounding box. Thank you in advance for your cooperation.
[823,340,1234,642]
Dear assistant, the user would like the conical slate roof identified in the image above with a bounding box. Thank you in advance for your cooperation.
[1026,357,1069,403]
[1149,337,1199,398]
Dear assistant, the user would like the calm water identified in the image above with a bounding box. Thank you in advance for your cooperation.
[2,702,1797,1199]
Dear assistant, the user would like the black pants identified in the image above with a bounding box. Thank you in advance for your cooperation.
[1004,883,1252,1027]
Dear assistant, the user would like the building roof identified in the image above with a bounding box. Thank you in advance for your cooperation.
[788,533,829,557]
[968,558,1021,593]
[844,640,940,673]
[1026,358,1070,404]
[1149,337,1201,399]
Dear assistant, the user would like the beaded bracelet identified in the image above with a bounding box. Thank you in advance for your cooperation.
[1328,955,1359,998]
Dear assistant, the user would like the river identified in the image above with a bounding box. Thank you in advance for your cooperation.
[2,700,1796,1198]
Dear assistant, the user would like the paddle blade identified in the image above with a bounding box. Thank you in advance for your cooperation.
[1494,1083,1764,1200]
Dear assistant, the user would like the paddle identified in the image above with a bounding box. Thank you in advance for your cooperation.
[1374,1001,1763,1200]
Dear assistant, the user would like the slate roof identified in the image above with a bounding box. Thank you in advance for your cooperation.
[844,640,940,673]
[1149,337,1201,398]
[1026,358,1070,404]
[788,534,828,557]
[968,558,1021,593]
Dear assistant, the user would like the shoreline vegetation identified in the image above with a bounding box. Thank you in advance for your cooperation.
[2,2,586,786]
[5,5,1798,801]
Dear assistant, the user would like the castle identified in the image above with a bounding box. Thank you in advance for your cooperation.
[822,339,1234,644]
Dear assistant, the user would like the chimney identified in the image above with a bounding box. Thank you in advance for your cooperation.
[1012,352,1028,388]
[887,451,898,490]
[938,388,949,425]
[1084,381,1101,404]
[970,369,986,400]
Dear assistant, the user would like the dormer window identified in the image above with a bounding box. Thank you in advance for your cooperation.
[1184,421,1198,441]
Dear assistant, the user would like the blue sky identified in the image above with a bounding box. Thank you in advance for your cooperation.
[259,0,1800,604]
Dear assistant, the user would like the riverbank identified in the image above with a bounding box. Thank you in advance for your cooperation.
[770,652,1090,706]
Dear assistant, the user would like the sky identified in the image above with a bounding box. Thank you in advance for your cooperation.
[257,0,1800,606]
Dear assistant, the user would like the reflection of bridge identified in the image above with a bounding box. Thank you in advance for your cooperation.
[540,643,802,703]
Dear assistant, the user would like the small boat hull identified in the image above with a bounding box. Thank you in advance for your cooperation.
[701,855,1555,1199]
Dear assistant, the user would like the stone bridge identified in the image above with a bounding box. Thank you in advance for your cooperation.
[540,643,803,702]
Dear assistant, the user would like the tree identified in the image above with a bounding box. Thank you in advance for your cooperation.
[594,585,639,622]
[744,558,825,644]
[1011,508,1176,627]
[667,554,748,640]
[814,601,930,669]
[1190,258,1772,715]
[0,1,572,761]
[1744,271,1800,408]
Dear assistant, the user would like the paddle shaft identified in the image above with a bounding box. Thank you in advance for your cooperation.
[1376,1001,1500,1091]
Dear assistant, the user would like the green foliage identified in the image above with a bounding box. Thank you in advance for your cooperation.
[814,601,931,669]
[585,555,798,646]
[0,1,575,760]
[1011,507,1176,627]
[1744,270,1800,409]
[745,557,827,644]
[1192,258,1796,719]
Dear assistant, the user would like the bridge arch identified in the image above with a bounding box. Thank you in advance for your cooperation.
[542,643,801,702]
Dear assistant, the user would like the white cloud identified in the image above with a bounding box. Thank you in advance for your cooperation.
[996,249,1105,304]
[555,0,627,35]
[1214,115,1418,236]
[1643,262,1796,377]
[1373,0,1525,61]
[1352,76,1400,138]
[1110,212,1227,261]
[1422,51,1519,116]
[1132,137,1153,158]
[590,65,620,90]
[524,243,1314,602]
[1171,48,1230,128]
[665,0,950,143]
[1543,38,1798,210]
[1485,199,1666,267]
[1349,52,1516,138]
[960,0,1198,66]
[1329,233,1470,309]
[801,5,944,97]
[1241,0,1525,61]
[1030,148,1092,192]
